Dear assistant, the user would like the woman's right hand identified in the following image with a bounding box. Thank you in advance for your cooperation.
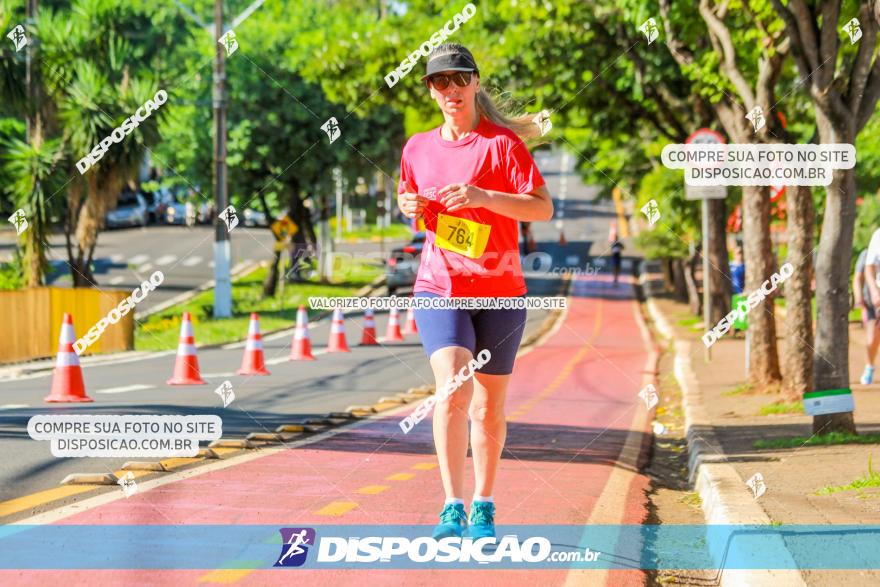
[398,191,428,219]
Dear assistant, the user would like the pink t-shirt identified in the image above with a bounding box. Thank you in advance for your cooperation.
[397,117,545,297]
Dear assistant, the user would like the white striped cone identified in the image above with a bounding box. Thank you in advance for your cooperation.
[403,306,418,335]
[360,308,378,346]
[289,305,315,360]
[45,313,92,402]
[167,312,206,385]
[384,307,404,341]
[327,308,350,353]
[237,313,270,375]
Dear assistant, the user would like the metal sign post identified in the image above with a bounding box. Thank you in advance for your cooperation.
[684,129,728,362]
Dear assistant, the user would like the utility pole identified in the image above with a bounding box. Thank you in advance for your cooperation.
[212,0,232,318]
[25,0,38,144]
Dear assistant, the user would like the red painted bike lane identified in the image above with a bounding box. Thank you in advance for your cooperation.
[2,275,655,587]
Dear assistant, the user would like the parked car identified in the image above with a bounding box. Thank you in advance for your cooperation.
[165,195,196,227]
[105,191,148,229]
[385,232,425,295]
[243,208,268,227]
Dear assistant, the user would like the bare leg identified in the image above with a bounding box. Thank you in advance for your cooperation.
[429,346,475,500]
[868,318,880,366]
[470,372,510,497]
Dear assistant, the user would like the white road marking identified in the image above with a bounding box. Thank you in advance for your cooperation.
[110,253,125,263]
[155,254,178,266]
[138,263,154,272]
[109,276,125,285]
[209,261,216,268]
[0,404,28,410]
[94,384,155,394]
[182,256,203,267]
[201,372,236,378]
[129,254,149,265]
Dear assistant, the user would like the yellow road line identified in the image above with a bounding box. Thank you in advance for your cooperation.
[611,187,630,238]
[315,501,358,516]
[410,462,438,471]
[356,485,390,495]
[0,485,97,518]
[385,472,415,481]
[198,569,255,584]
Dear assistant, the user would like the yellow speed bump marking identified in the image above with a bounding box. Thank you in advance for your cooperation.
[411,462,438,471]
[385,472,415,481]
[159,457,204,470]
[356,485,390,495]
[209,447,243,458]
[316,501,358,516]
[110,470,152,481]
[0,485,97,518]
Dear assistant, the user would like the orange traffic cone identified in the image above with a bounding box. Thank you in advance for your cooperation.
[384,307,404,341]
[167,312,206,385]
[403,307,418,335]
[289,305,315,361]
[45,313,93,403]
[327,308,350,353]
[360,308,378,346]
[237,313,270,375]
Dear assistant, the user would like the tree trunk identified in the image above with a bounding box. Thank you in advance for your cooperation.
[262,249,281,297]
[684,253,701,315]
[813,167,857,434]
[707,198,731,324]
[742,185,781,385]
[671,258,688,303]
[782,185,815,400]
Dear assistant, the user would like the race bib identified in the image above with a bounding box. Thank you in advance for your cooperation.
[436,213,491,259]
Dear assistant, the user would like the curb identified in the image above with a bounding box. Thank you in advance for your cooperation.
[641,264,805,586]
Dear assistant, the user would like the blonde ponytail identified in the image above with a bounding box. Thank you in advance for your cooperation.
[475,89,548,144]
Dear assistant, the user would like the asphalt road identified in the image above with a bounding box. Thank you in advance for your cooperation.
[0,224,408,315]
[0,147,633,510]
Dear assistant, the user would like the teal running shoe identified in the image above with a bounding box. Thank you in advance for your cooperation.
[432,503,468,539]
[468,501,496,539]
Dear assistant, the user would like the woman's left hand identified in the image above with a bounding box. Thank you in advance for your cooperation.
[438,183,489,213]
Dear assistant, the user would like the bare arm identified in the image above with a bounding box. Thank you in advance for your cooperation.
[439,183,554,222]
[854,268,864,307]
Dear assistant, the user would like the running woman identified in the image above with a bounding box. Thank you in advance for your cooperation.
[396,43,553,540]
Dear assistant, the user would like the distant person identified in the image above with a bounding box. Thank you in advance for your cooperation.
[855,247,880,384]
[729,247,745,294]
[519,221,535,256]
[611,239,624,285]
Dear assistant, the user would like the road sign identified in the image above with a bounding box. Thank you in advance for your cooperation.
[684,128,728,201]
[271,215,299,241]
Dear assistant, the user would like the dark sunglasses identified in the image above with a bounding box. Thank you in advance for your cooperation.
[426,71,474,90]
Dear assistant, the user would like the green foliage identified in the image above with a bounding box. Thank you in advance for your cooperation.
[755,432,880,450]
[635,165,699,259]
[817,455,880,495]
[0,259,24,290]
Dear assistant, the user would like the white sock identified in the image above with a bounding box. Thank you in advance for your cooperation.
[473,495,494,503]
[445,497,464,506]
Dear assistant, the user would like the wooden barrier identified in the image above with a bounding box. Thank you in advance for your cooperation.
[0,287,133,364]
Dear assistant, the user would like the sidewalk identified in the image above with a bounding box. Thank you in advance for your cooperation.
[0,274,656,586]
[642,262,880,587]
